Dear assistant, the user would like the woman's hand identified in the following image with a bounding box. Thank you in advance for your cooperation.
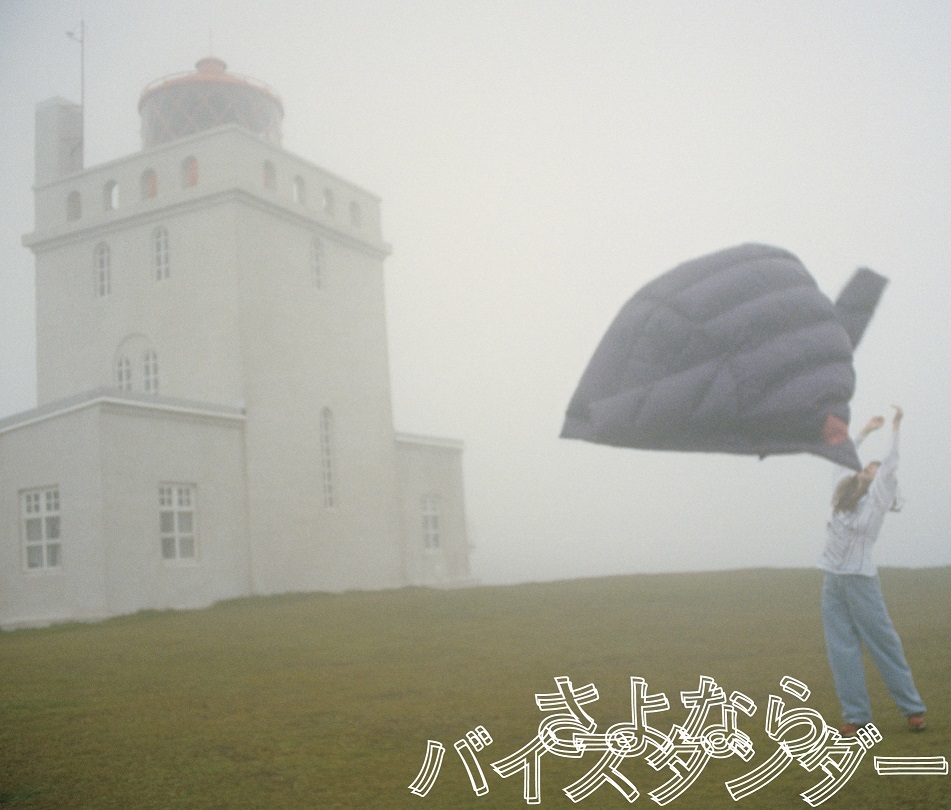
[861,416,885,435]
[892,404,904,430]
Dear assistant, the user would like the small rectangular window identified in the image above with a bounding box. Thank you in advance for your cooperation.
[153,227,170,281]
[116,357,132,390]
[21,486,62,571]
[143,350,159,394]
[159,483,198,562]
[421,495,441,551]
[95,243,111,297]
[320,409,336,509]
[310,237,323,289]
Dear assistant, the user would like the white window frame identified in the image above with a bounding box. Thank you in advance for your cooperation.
[153,226,169,281]
[421,495,441,551]
[21,486,62,571]
[320,407,336,509]
[103,180,119,211]
[159,483,198,562]
[116,355,132,390]
[143,349,159,394]
[94,242,111,297]
[310,236,323,289]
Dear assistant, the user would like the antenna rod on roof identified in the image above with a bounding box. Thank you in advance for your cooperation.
[66,18,85,163]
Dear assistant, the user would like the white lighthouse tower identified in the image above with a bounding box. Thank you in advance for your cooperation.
[0,58,471,628]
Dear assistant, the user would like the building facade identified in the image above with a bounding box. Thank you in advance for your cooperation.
[0,58,470,629]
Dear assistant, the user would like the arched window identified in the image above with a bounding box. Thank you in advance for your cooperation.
[116,334,157,393]
[103,180,119,211]
[293,175,306,205]
[116,356,132,390]
[181,156,199,188]
[66,190,82,221]
[320,407,336,509]
[153,227,169,280]
[141,169,158,200]
[310,236,323,289]
[349,200,362,228]
[322,187,335,215]
[94,242,111,297]
[143,350,159,394]
[263,160,276,189]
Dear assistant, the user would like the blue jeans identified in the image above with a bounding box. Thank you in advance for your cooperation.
[822,573,926,724]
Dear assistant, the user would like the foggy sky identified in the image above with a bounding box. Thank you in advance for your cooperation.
[2,0,950,585]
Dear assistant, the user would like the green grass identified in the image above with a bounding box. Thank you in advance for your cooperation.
[1,568,948,808]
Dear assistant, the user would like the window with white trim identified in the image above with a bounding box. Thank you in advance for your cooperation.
[310,236,323,289]
[153,226,169,280]
[143,349,159,394]
[320,407,336,509]
[159,484,197,561]
[22,487,61,570]
[116,356,132,390]
[94,242,111,297]
[103,180,119,211]
[421,495,441,550]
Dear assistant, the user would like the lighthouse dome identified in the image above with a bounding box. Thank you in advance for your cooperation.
[138,57,283,148]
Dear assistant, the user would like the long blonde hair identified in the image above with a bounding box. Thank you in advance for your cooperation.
[833,475,870,514]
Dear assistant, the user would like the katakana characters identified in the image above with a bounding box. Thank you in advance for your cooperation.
[408,740,444,797]
[407,726,493,798]
[646,676,757,805]
[874,756,948,776]
[410,673,936,804]
[490,676,599,804]
[562,676,673,802]
[726,676,881,806]
[455,726,493,796]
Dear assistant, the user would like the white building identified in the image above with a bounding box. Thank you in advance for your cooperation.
[0,58,471,629]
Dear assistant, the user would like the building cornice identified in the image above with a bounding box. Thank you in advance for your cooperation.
[31,123,381,202]
[25,123,390,259]
[395,432,465,452]
[0,389,246,437]
[22,187,392,260]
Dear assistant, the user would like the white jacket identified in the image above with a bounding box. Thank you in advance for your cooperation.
[819,430,899,576]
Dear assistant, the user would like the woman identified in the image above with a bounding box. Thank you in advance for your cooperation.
[819,405,927,735]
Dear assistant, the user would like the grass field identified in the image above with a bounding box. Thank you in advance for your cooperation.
[1,567,948,809]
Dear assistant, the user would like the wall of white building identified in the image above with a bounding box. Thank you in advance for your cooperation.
[0,396,249,629]
[0,405,107,627]
[395,435,471,587]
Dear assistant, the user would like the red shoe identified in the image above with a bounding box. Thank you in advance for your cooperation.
[907,714,927,732]
[839,723,866,737]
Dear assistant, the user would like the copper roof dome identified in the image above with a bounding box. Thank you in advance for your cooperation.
[139,58,284,148]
